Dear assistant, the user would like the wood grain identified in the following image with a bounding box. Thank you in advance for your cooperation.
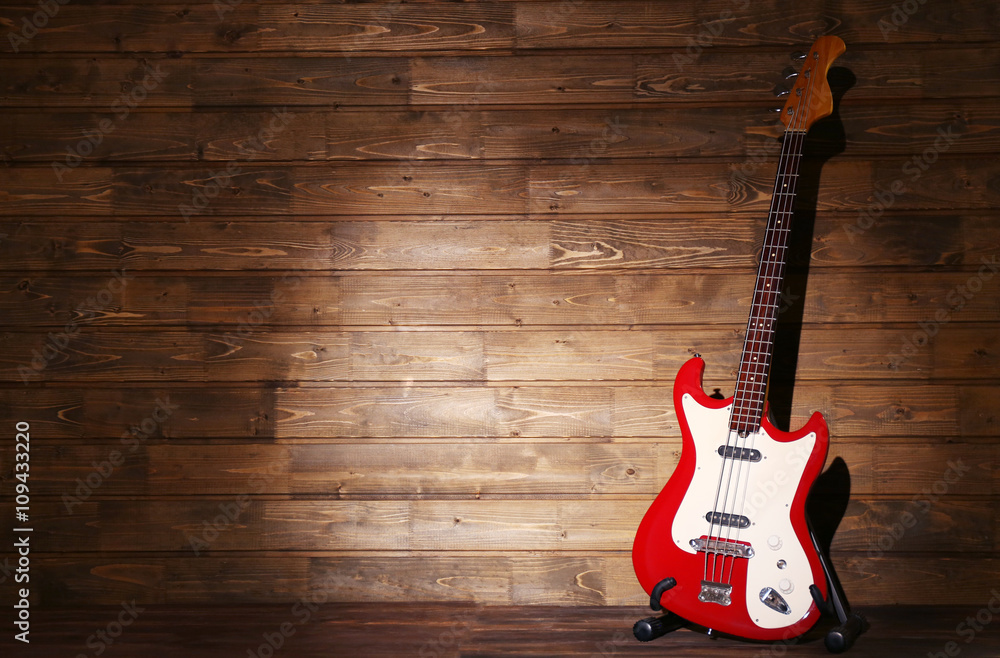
[3,49,999,109]
[1,603,996,657]
[1,325,997,382]
[2,0,997,615]
[4,1,998,54]
[4,214,998,271]
[0,382,996,440]
[8,441,994,497]
[3,102,995,164]
[3,159,997,216]
[6,497,994,554]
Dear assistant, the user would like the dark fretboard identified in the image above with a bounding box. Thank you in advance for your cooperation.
[729,130,807,435]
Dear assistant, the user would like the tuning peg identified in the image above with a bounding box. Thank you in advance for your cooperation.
[781,66,799,80]
[768,106,783,113]
[772,84,790,98]
[791,50,807,61]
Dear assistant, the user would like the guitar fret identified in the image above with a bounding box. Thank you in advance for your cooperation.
[731,122,810,417]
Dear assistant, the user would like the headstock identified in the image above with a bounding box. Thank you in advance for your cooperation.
[779,36,846,133]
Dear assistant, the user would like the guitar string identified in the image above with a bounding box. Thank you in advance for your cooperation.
[723,133,804,585]
[713,132,791,585]
[704,54,818,588]
[702,109,800,585]
[721,63,818,588]
[706,125,793,587]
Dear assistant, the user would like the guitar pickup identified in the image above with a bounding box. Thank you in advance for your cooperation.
[690,536,754,558]
[718,445,762,462]
[705,511,751,528]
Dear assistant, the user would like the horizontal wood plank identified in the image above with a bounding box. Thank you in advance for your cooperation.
[0,382,996,439]
[4,271,998,327]
[1,102,993,164]
[9,604,1000,657]
[3,49,999,109]
[2,159,997,216]
[7,497,995,554]
[7,441,993,498]
[23,555,1000,607]
[2,214,997,271]
[1,325,998,382]
[3,2,998,54]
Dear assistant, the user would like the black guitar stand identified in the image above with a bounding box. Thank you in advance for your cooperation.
[808,524,870,653]
[632,527,868,652]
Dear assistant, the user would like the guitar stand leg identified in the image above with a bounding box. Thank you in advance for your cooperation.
[808,528,870,653]
[825,611,870,653]
[648,577,676,611]
[633,577,684,642]
[633,612,684,642]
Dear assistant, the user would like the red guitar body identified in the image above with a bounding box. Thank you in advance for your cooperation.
[632,357,829,640]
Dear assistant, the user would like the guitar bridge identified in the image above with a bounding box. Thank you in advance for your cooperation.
[698,580,732,606]
[690,536,754,558]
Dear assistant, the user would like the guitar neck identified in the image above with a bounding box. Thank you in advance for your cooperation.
[730,130,807,435]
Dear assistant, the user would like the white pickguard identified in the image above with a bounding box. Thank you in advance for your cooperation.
[671,393,818,629]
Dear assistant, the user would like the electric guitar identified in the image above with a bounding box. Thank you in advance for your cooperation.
[631,36,846,641]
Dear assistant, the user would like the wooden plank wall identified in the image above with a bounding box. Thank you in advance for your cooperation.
[0,0,997,609]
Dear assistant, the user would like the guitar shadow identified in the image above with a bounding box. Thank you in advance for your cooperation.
[765,65,859,619]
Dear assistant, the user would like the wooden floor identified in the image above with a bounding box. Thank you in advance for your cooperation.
[2,603,998,657]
